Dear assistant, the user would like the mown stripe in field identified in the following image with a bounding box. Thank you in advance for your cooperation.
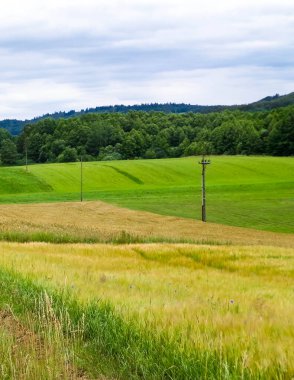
[103,165,144,185]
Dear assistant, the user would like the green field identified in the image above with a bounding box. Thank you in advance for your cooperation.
[0,156,293,379]
[0,156,293,232]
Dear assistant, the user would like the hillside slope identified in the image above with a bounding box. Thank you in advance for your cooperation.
[239,92,294,111]
[0,156,293,232]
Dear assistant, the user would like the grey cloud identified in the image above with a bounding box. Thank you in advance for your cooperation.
[0,0,294,118]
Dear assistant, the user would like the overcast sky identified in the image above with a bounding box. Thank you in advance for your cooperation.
[0,0,294,119]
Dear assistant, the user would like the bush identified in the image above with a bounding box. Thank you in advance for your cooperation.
[57,147,78,162]
[0,139,18,165]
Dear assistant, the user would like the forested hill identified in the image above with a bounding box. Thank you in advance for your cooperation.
[0,103,291,168]
[239,92,294,111]
[0,104,225,136]
[1,92,294,135]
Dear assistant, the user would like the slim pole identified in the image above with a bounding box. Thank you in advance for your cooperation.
[25,138,28,173]
[199,155,210,222]
[202,162,206,222]
[80,156,83,202]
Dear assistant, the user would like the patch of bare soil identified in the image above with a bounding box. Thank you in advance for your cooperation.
[0,308,95,379]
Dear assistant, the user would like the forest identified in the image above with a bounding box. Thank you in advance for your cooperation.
[0,105,293,165]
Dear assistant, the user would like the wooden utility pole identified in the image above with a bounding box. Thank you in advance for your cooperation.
[199,155,210,222]
[80,156,83,202]
[25,138,28,173]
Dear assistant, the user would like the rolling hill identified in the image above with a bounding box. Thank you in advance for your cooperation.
[1,92,294,135]
[0,156,293,233]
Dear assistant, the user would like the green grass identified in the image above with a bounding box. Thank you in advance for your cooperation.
[0,268,251,379]
[0,167,52,194]
[0,242,294,378]
[0,156,293,232]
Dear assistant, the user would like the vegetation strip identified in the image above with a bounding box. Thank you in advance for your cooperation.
[0,267,284,380]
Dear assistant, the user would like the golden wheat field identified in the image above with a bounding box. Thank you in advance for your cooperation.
[0,240,293,376]
[0,200,293,378]
[0,201,293,247]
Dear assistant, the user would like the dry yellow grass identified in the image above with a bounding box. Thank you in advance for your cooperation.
[0,241,293,374]
[0,199,293,375]
[0,200,293,247]
[0,308,90,380]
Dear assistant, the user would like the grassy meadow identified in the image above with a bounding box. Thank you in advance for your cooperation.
[0,242,293,379]
[0,156,293,232]
[0,155,293,378]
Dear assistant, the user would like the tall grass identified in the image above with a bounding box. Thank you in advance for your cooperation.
[0,229,230,246]
[0,298,84,379]
[0,242,293,378]
[1,267,287,380]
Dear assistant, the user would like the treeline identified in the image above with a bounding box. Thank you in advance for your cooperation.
[1,92,294,136]
[0,103,228,136]
[0,106,293,165]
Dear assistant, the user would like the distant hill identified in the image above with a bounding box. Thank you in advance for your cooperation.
[1,92,293,135]
[0,104,227,135]
[0,119,26,136]
[239,92,294,111]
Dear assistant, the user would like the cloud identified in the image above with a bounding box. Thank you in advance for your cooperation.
[0,0,294,118]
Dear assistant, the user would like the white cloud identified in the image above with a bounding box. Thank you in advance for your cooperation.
[0,80,81,119]
[0,0,294,118]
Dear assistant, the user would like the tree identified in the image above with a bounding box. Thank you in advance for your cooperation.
[57,147,78,162]
[211,121,241,154]
[27,132,46,161]
[144,148,157,159]
[0,128,13,145]
[211,120,259,155]
[184,141,213,156]
[51,139,66,157]
[152,130,170,158]
[98,145,122,161]
[268,109,294,155]
[235,121,259,155]
[120,130,145,158]
[0,139,18,165]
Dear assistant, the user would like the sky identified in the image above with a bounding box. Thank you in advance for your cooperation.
[0,0,294,119]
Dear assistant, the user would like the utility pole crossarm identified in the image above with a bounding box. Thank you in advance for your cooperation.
[198,155,211,222]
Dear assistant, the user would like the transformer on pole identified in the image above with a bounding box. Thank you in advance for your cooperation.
[198,155,210,222]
